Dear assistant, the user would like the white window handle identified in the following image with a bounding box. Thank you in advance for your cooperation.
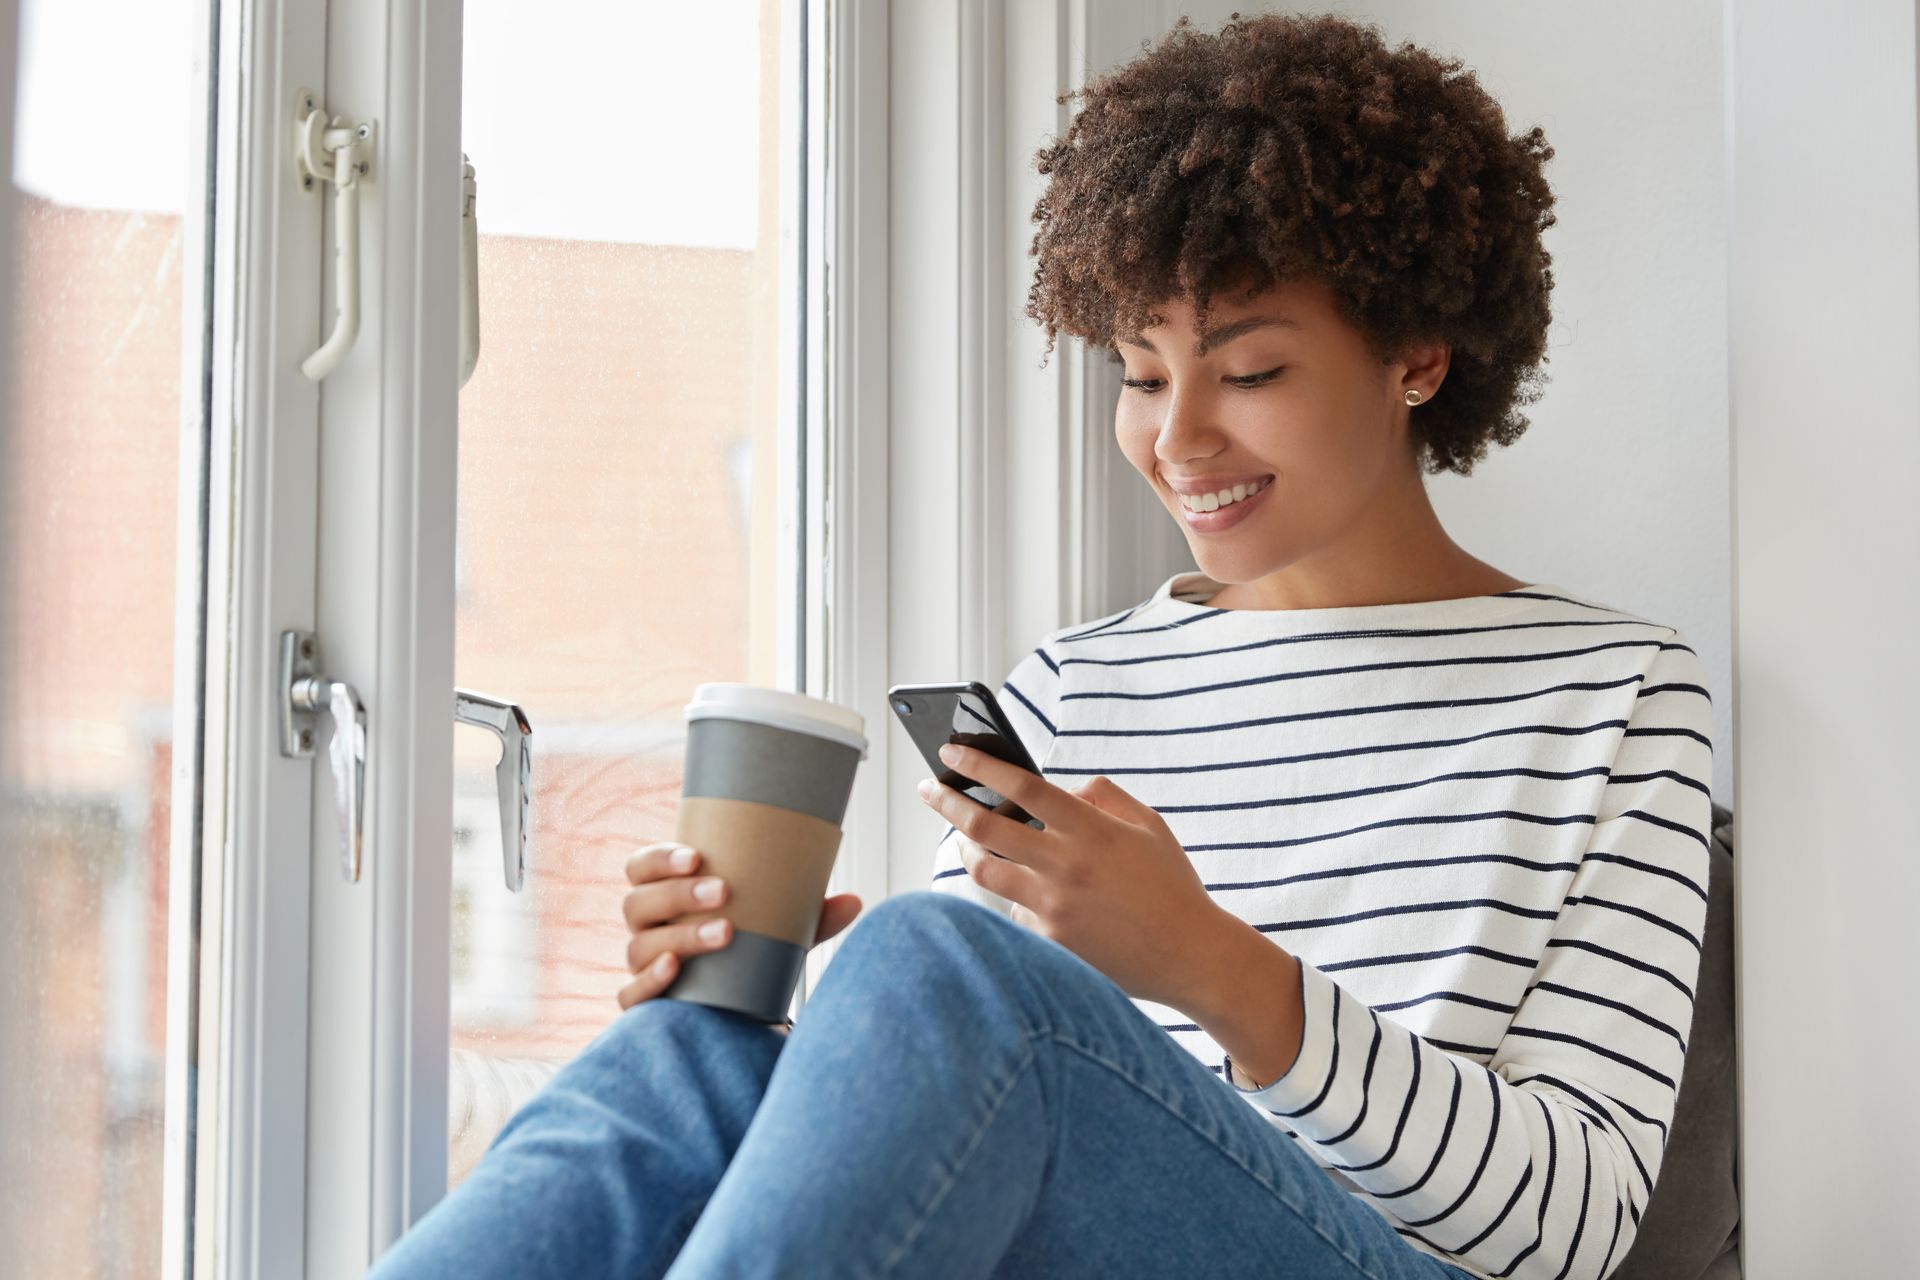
[295,90,376,382]
[460,153,482,386]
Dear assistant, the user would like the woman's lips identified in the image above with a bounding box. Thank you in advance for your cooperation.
[1175,477,1273,534]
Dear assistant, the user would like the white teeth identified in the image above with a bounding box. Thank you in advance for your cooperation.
[1178,476,1268,512]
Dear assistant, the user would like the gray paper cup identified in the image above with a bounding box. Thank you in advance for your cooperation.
[659,683,868,1023]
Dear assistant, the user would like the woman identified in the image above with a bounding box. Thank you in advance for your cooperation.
[371,12,1710,1280]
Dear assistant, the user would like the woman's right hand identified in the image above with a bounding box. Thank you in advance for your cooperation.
[616,842,863,1012]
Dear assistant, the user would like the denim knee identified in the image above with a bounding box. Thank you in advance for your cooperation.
[855,888,1027,952]
[830,890,1061,1031]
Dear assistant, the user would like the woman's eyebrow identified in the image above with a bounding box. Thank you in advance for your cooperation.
[1196,316,1303,355]
[1120,315,1302,357]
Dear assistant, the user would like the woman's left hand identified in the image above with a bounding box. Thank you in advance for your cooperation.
[918,743,1225,1010]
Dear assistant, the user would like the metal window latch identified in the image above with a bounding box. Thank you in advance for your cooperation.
[295,89,377,381]
[454,690,532,893]
[279,629,369,882]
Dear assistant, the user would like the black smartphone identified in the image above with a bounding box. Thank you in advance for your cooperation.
[888,681,1047,836]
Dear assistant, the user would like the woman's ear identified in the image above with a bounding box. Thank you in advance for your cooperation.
[1393,338,1450,402]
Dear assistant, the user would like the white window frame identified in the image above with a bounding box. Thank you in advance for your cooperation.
[193,0,463,1272]
[194,0,330,1273]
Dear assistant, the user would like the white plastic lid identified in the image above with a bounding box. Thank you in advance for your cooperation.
[683,683,869,758]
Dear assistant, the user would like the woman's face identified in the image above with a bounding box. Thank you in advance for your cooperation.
[1114,274,1441,589]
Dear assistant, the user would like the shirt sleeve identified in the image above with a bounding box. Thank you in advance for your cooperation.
[929,643,1064,918]
[1221,632,1715,1280]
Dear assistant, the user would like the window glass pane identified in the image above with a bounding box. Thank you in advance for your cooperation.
[450,0,798,1185]
[1,0,207,1273]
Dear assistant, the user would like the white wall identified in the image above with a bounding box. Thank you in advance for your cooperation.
[1111,0,1736,806]
[1727,0,1920,1270]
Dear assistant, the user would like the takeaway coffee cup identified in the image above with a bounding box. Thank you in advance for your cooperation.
[659,683,868,1023]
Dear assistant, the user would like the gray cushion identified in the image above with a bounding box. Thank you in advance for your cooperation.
[1609,802,1740,1279]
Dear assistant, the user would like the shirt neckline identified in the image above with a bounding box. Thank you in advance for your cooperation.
[1134,569,1579,632]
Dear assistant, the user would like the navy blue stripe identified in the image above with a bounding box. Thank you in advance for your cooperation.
[1054,606,1144,643]
[1000,679,1057,738]
[1581,850,1707,902]
[1598,1195,1627,1278]
[1153,765,1613,814]
[1426,1037,1498,1057]
[1548,1125,1594,1280]
[1252,896,1558,936]
[1077,603,1243,640]
[1372,990,1519,1017]
[1054,675,1646,739]
[1277,987,1343,1119]
[1544,938,1696,1000]
[1325,1019,1385,1144]
[1564,894,1702,950]
[1502,1026,1676,1089]
[1051,721,1627,779]
[1320,943,1537,975]
[1035,647,1060,675]
[1605,768,1712,797]
[1056,615,1666,669]
[1210,851,1580,895]
[1615,806,1710,849]
[1637,680,1710,700]
[1187,808,1597,855]
[1524,980,1686,1050]
[1058,638,1668,702]
[1622,724,1711,749]
[1495,591,1649,622]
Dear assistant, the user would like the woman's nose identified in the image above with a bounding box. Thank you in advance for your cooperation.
[1151,394,1226,466]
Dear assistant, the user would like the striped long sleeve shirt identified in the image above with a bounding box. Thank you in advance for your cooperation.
[929,570,1714,1280]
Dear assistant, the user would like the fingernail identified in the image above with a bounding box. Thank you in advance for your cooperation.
[694,877,724,904]
[671,846,696,871]
[917,779,934,800]
[698,919,728,943]
[655,953,675,975]
[937,743,960,764]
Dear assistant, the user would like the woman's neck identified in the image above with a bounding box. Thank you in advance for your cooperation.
[1199,468,1526,611]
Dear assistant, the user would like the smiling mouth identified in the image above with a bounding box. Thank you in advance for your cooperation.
[1172,475,1273,513]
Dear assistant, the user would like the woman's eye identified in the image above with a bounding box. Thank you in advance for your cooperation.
[1120,367,1284,395]
[1229,366,1286,387]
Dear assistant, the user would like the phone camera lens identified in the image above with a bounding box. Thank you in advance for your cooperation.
[892,698,913,715]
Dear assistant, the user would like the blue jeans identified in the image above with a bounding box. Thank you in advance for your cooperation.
[368,891,1476,1280]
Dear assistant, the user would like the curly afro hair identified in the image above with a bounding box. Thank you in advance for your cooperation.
[1025,11,1559,476]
